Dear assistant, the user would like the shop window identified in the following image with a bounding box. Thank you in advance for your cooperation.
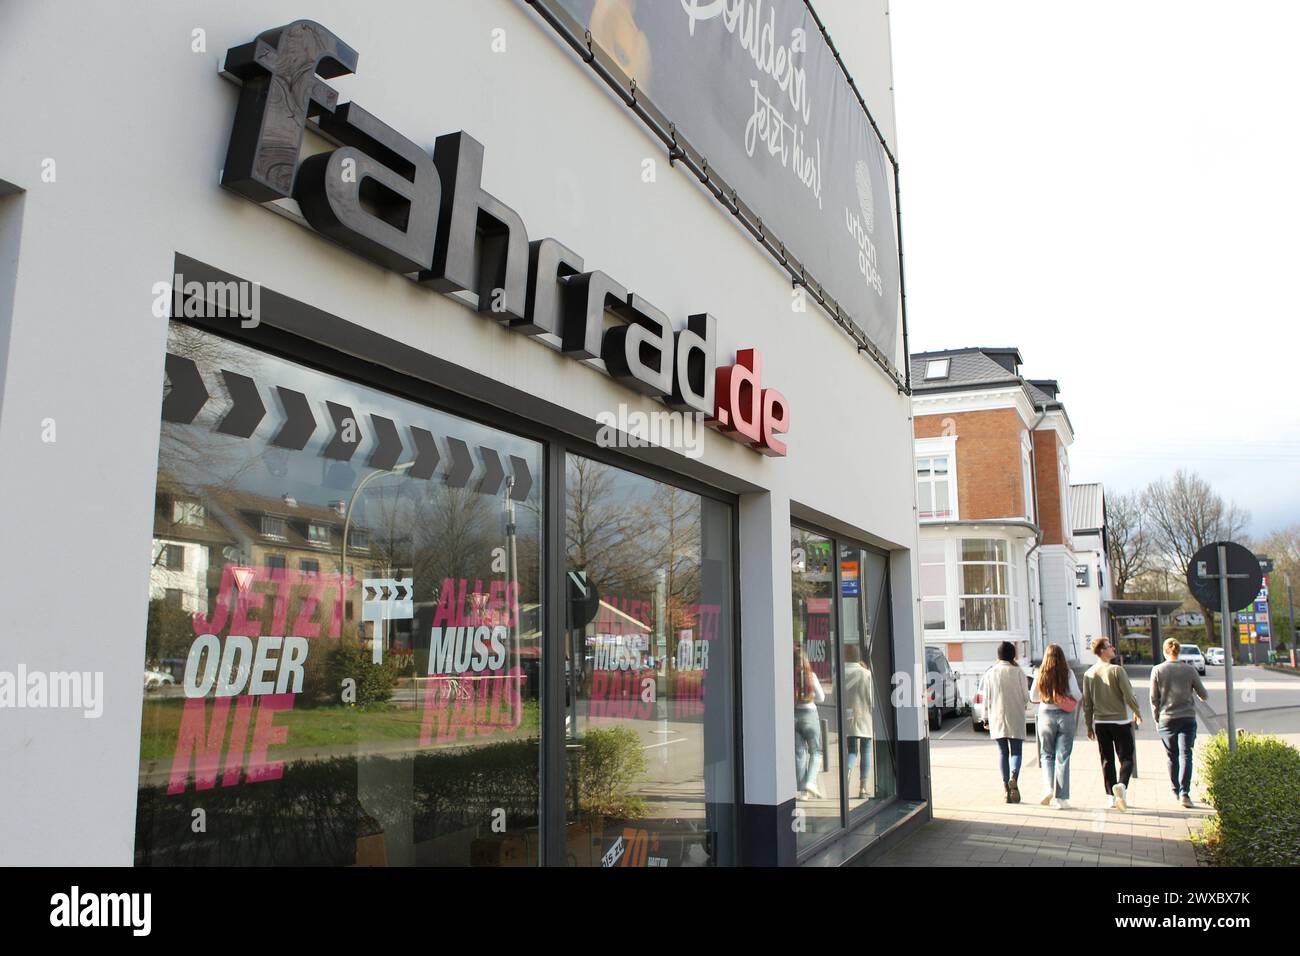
[563,454,736,867]
[791,527,840,851]
[839,544,897,820]
[137,322,544,867]
[959,538,1011,632]
[916,455,954,520]
[792,526,897,856]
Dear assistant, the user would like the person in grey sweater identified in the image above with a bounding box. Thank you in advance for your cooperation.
[1150,638,1210,807]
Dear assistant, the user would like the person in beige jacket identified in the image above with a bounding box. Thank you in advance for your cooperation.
[984,641,1030,803]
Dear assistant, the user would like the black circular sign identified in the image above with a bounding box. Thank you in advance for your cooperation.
[1186,541,1263,612]
[567,570,601,629]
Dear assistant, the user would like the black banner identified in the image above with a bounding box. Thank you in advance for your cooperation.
[534,0,901,374]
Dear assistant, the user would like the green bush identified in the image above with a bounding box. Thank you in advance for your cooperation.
[326,641,399,708]
[1198,731,1300,866]
[575,726,647,820]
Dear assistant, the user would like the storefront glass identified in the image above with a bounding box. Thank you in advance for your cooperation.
[790,528,842,851]
[840,546,897,817]
[563,454,736,866]
[137,323,544,865]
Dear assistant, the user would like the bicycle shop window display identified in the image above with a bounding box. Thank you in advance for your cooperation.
[137,322,545,866]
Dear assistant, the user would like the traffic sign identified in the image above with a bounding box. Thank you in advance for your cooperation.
[567,570,601,629]
[1187,541,1263,612]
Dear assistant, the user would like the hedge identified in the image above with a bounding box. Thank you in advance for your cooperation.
[1198,731,1300,867]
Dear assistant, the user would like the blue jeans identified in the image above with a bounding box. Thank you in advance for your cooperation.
[794,708,822,791]
[1037,707,1077,800]
[995,737,1023,784]
[845,736,872,785]
[1158,717,1197,796]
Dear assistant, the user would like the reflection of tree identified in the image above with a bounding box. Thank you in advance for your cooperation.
[160,325,263,490]
[566,457,650,597]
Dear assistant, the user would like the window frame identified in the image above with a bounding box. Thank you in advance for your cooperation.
[914,435,958,522]
[957,537,1014,634]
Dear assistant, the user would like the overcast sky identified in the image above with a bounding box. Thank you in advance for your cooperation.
[888,1,1300,540]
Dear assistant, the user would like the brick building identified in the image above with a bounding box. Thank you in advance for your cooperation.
[911,348,1081,681]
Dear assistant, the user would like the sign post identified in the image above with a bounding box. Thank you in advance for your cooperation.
[1187,541,1263,751]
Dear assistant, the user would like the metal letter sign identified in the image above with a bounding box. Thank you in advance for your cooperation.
[218,22,791,457]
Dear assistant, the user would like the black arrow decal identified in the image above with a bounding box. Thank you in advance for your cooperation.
[368,414,402,470]
[216,370,266,438]
[477,447,505,495]
[322,402,362,460]
[509,456,533,501]
[408,426,440,480]
[270,387,315,450]
[161,354,209,424]
[445,437,473,488]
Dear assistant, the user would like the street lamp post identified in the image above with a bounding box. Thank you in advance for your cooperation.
[341,462,415,659]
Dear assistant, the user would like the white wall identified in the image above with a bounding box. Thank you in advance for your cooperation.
[0,0,917,863]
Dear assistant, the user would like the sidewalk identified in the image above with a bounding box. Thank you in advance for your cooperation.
[875,724,1212,867]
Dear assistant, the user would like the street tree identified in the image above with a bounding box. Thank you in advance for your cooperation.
[1142,469,1250,645]
[1105,489,1154,600]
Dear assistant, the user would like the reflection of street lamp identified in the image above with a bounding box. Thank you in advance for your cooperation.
[340,463,415,658]
[340,462,415,576]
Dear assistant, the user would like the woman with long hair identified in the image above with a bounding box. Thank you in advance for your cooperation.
[1031,643,1082,809]
[794,647,825,800]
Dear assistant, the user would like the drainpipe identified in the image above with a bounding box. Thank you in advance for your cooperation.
[1027,402,1048,662]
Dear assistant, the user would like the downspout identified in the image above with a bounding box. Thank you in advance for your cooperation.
[1026,402,1048,662]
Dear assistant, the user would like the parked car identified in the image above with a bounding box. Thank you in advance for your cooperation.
[971,665,1036,733]
[925,646,963,730]
[1178,644,1206,675]
[1205,646,1224,666]
[143,669,175,690]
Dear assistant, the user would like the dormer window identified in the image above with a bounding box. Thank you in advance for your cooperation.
[924,358,950,380]
[261,514,287,540]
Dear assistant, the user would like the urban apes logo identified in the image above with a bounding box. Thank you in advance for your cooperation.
[218,21,790,456]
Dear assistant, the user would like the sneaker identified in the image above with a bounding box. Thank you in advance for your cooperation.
[858,785,869,800]
[1040,791,1053,806]
[1180,793,1193,808]
[805,780,823,798]
[1008,775,1021,804]
[1107,796,1116,808]
[1113,783,1128,812]
[1052,798,1071,810]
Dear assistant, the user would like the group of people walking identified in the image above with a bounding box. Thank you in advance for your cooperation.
[983,637,1209,809]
